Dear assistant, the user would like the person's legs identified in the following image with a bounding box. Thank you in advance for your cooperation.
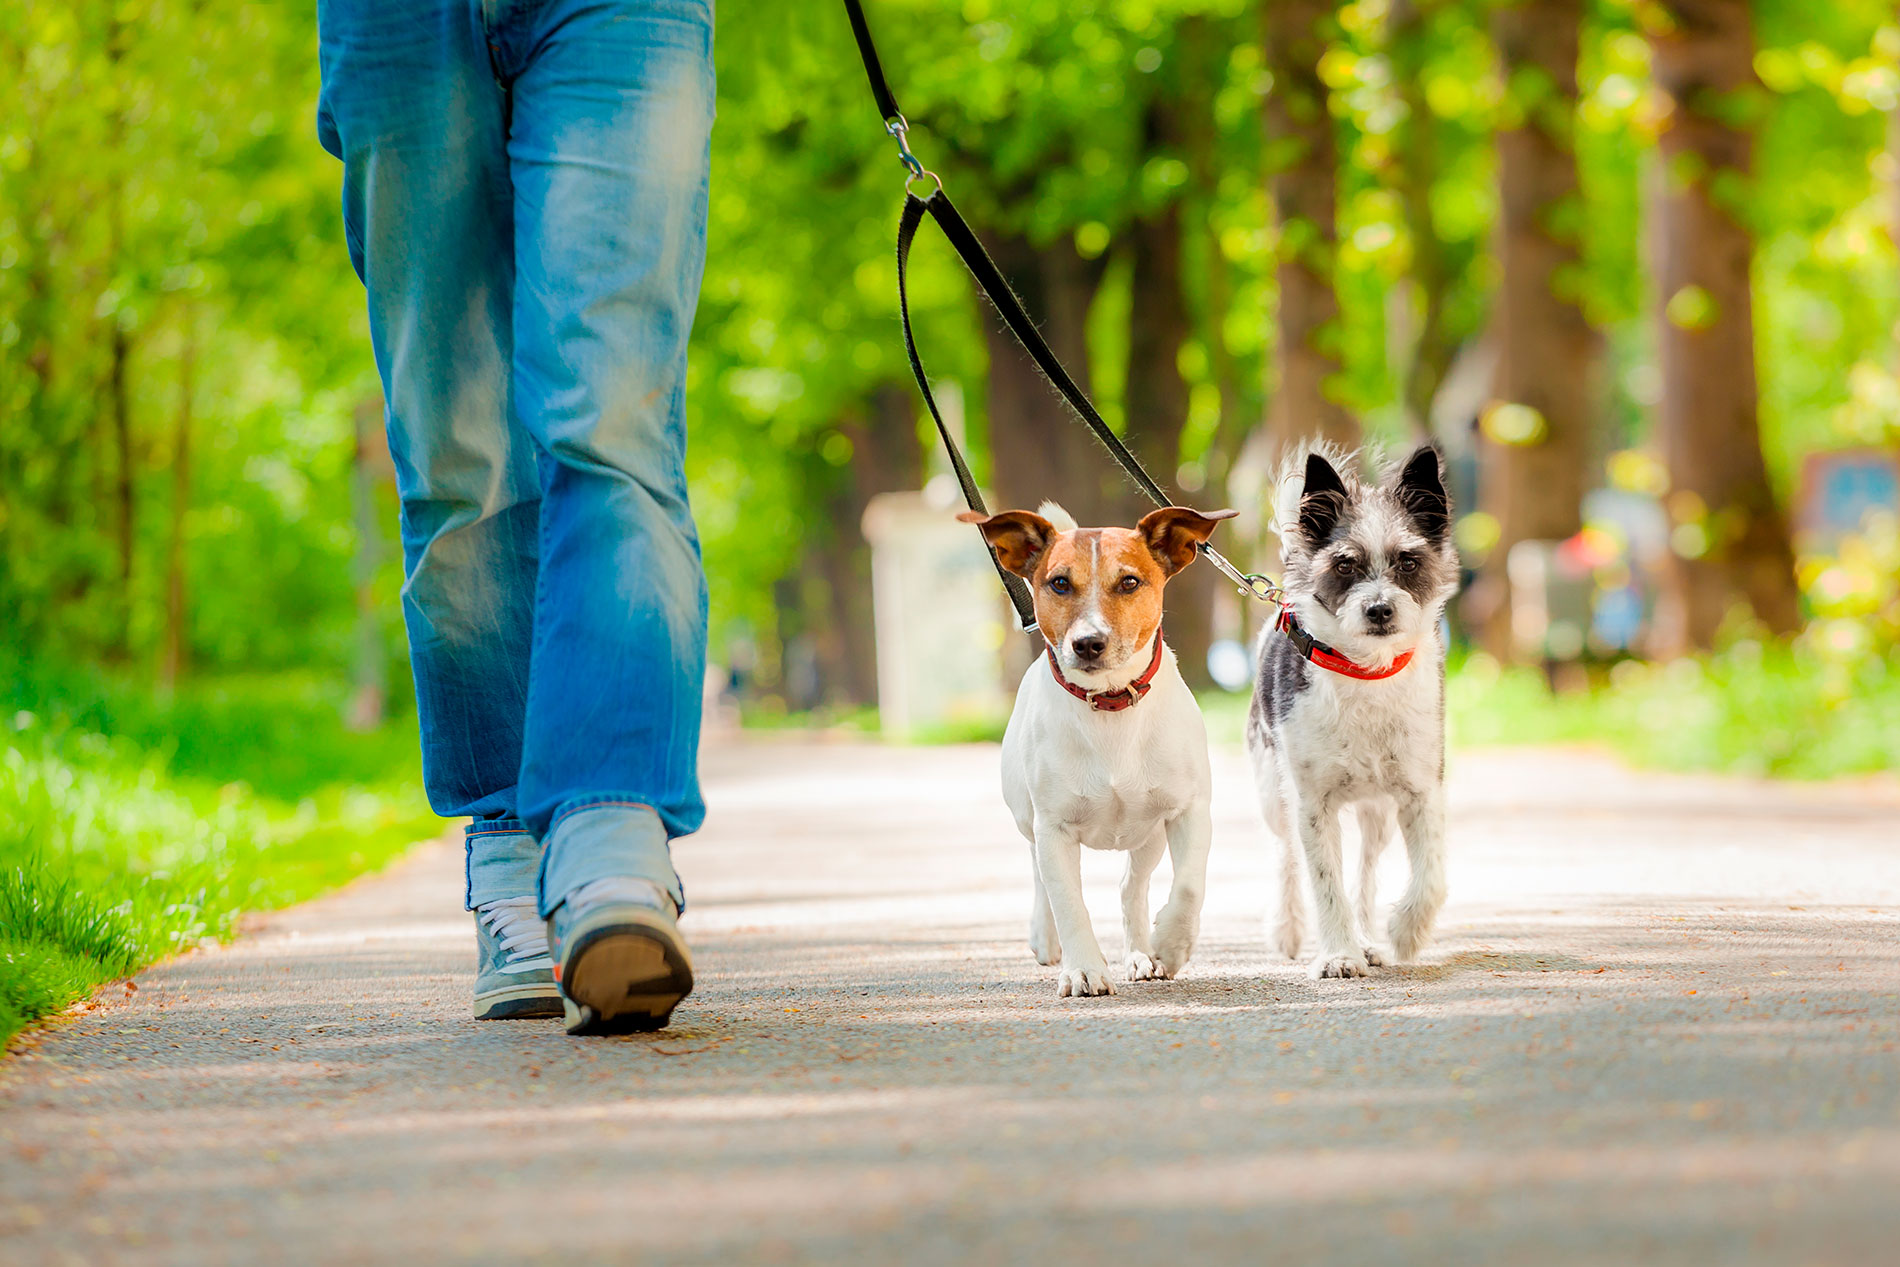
[488,0,714,1032]
[317,0,558,1017]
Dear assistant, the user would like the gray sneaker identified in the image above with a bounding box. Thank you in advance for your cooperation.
[473,897,563,1020]
[547,878,694,1035]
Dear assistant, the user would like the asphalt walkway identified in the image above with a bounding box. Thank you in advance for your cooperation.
[4,740,1897,1265]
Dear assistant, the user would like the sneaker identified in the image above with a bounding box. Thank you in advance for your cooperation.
[473,896,563,1020]
[547,878,694,1035]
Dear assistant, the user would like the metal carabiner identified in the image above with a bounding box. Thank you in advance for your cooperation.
[885,115,924,178]
[885,114,941,197]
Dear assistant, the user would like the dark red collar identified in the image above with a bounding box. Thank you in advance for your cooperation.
[1275,606,1414,681]
[1046,630,1166,712]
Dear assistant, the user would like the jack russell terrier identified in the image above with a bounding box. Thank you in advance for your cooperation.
[1246,443,1458,980]
[961,502,1236,998]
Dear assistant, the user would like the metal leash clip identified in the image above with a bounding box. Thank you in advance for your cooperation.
[884,115,942,197]
[1199,543,1284,607]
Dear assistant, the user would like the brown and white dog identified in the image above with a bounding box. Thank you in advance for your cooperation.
[961,502,1236,997]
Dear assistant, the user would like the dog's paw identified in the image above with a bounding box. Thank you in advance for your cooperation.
[1310,952,1371,980]
[1388,909,1437,963]
[1360,944,1387,968]
[1126,949,1161,981]
[1152,906,1199,978]
[1057,962,1116,998]
[1033,915,1064,964]
[1269,920,1303,961]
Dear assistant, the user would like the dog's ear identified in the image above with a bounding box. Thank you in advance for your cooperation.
[1394,444,1450,544]
[1298,453,1349,547]
[957,509,1057,578]
[1137,506,1239,577]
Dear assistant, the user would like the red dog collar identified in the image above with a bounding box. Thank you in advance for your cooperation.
[1047,630,1166,712]
[1275,606,1414,681]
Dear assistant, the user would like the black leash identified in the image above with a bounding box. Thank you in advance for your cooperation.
[846,0,1281,634]
[895,196,1038,629]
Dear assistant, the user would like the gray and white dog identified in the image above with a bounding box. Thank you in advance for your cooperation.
[1245,443,1459,979]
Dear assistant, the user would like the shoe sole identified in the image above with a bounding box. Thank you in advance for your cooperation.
[559,909,694,1035]
[473,981,565,1021]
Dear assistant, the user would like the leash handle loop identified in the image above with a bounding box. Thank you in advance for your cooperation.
[898,195,1039,632]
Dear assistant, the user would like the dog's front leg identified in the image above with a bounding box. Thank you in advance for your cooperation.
[1151,804,1211,979]
[1033,825,1114,997]
[1388,784,1448,962]
[1120,833,1166,981]
[1353,801,1393,967]
[1028,856,1062,966]
[1296,792,1367,979]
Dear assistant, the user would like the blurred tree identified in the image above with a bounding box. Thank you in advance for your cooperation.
[1263,0,1357,455]
[1387,0,1458,437]
[981,228,1116,516]
[1474,0,1602,659]
[813,383,924,708]
[1649,0,1801,648]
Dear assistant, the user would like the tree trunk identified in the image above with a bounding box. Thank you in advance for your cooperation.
[1475,0,1601,659]
[818,383,924,708]
[160,311,193,688]
[347,394,392,730]
[1263,0,1357,459]
[106,10,134,658]
[1123,99,1215,690]
[981,231,1113,519]
[109,322,134,645]
[1389,0,1455,438]
[1649,0,1799,649]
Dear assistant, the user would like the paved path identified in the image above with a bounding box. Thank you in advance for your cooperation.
[4,741,1898,1266]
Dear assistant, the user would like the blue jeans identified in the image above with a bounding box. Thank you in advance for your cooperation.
[316,0,713,915]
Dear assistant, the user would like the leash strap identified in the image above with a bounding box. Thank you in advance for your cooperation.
[843,0,903,124]
[852,0,1282,626]
[897,195,1039,631]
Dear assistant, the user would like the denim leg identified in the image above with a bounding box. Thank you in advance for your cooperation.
[464,819,541,911]
[498,1,715,912]
[317,0,543,829]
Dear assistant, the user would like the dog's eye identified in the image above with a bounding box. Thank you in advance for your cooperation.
[1395,556,1420,575]
[1048,576,1072,595]
[1117,576,1141,594]
[1334,558,1360,578]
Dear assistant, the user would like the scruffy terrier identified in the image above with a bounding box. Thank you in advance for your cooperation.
[1246,444,1459,979]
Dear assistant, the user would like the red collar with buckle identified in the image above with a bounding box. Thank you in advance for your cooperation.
[1275,605,1414,681]
[1046,630,1166,712]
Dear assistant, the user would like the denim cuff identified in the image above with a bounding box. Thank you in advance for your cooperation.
[464,818,542,911]
[537,799,682,918]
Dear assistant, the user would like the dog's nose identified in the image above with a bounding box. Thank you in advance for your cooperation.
[1071,634,1107,662]
[1365,600,1395,626]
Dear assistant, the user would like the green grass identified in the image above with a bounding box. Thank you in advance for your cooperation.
[0,660,436,1047]
[1201,643,1900,779]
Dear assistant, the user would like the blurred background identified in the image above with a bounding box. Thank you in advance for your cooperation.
[2,0,1897,1042]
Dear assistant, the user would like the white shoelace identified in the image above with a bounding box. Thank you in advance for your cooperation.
[566,876,671,916]
[477,896,553,974]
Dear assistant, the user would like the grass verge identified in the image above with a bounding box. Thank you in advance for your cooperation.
[0,660,436,1048]
[1201,643,1900,779]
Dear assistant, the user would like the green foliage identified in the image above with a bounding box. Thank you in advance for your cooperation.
[0,662,434,1047]
[1449,643,1900,777]
[4,2,1896,763]
[1,2,381,671]
[1200,642,1900,778]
